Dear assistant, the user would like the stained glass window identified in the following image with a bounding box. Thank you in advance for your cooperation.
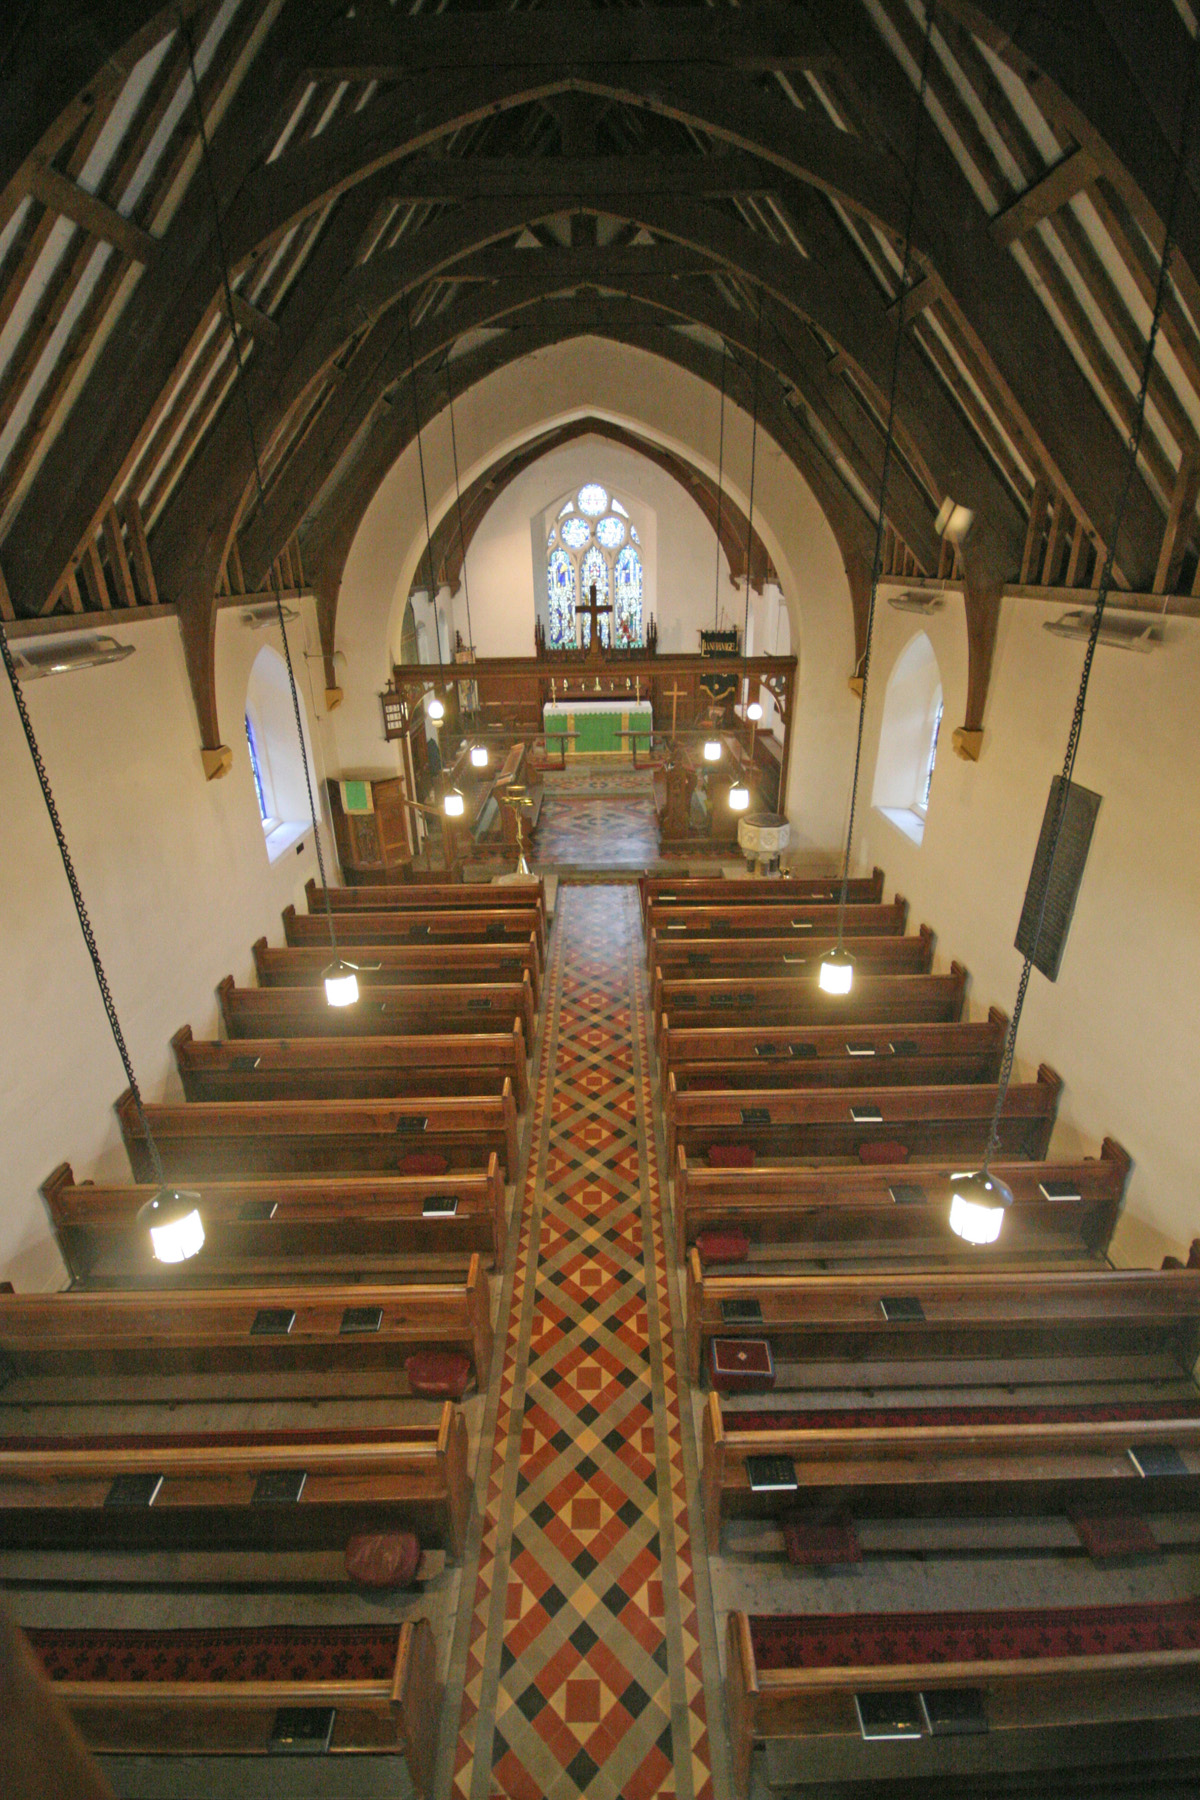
[579,545,610,646]
[547,548,577,648]
[613,544,643,648]
[544,484,643,649]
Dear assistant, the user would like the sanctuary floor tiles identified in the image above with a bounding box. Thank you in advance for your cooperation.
[533,798,661,868]
[448,885,723,1800]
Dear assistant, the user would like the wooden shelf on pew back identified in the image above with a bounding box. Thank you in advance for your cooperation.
[0,1265,493,1402]
[115,1084,520,1184]
[701,1391,1200,1553]
[649,925,935,1017]
[41,1615,438,1792]
[307,875,547,949]
[672,1139,1131,1264]
[41,1159,508,1284]
[661,1009,1007,1094]
[654,964,970,1056]
[644,896,909,970]
[684,1258,1200,1386]
[723,1607,1200,1800]
[284,901,545,970]
[664,1065,1062,1168]
[252,934,542,1011]
[171,1020,530,1113]
[0,1402,470,1560]
[217,971,537,1048]
[638,867,885,921]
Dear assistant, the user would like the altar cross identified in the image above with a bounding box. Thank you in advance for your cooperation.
[663,678,687,739]
[576,583,613,658]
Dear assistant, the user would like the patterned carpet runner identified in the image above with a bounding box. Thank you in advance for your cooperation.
[452,885,714,1800]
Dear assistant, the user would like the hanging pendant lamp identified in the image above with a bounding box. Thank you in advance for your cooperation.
[821,7,936,1002]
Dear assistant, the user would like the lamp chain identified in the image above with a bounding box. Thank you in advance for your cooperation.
[713,340,727,629]
[445,356,477,665]
[405,292,446,688]
[741,288,763,656]
[834,2,935,952]
[181,16,337,951]
[981,16,1200,1169]
[0,622,164,1185]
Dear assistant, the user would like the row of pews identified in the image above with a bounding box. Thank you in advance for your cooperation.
[3,873,549,1796]
[640,871,1200,1799]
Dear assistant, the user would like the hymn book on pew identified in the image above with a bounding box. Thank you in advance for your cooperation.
[854,1691,924,1740]
[920,1689,988,1736]
[1040,1180,1083,1202]
[722,1299,764,1324]
[880,1296,926,1322]
[1127,1442,1190,1477]
[105,1473,163,1508]
[251,1307,296,1335]
[269,1707,336,1754]
[239,1199,278,1221]
[423,1194,460,1217]
[745,1456,799,1493]
[340,1306,384,1334]
[253,1469,307,1505]
[888,1183,928,1206]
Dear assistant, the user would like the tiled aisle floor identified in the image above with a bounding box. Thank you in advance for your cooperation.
[533,798,661,868]
[448,885,724,1799]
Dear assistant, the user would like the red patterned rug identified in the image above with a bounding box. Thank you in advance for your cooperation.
[28,1624,402,1684]
[750,1601,1200,1670]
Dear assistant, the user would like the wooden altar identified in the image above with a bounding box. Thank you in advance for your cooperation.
[381,651,797,811]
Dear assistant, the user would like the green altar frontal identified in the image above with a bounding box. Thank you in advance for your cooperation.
[543,699,653,756]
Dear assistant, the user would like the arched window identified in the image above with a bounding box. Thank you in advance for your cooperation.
[871,632,944,846]
[543,480,644,648]
[245,644,315,861]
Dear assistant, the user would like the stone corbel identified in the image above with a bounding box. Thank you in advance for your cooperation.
[951,727,983,762]
[201,745,233,780]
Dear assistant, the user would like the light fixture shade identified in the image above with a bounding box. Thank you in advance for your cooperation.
[470,744,489,768]
[948,1169,1014,1245]
[729,783,751,811]
[139,1188,205,1264]
[443,789,465,818]
[323,959,360,1007]
[427,696,445,721]
[703,739,722,762]
[746,702,763,722]
[818,947,855,995]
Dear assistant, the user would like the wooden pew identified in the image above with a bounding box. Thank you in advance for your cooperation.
[0,1403,470,1558]
[639,867,884,920]
[685,1259,1200,1387]
[655,965,968,1044]
[672,1139,1131,1265]
[646,895,909,969]
[665,1065,1062,1168]
[662,1012,1006,1095]
[650,927,935,1016]
[29,1618,437,1793]
[0,1264,493,1401]
[172,1019,530,1112]
[285,900,544,968]
[725,1605,1200,1800]
[218,971,537,1048]
[701,1392,1200,1552]
[309,874,547,953]
[42,1159,508,1284]
[117,1085,520,1183]
[253,934,542,1011]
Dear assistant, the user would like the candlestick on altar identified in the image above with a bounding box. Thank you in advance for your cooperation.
[551,677,557,703]
[635,676,641,702]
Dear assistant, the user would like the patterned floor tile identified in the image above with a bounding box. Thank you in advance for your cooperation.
[451,886,716,1800]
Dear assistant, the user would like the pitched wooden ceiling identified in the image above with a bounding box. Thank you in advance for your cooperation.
[1,0,1198,750]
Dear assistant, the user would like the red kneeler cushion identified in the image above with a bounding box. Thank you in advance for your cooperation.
[1070,1513,1160,1561]
[345,1531,422,1590]
[695,1229,750,1267]
[707,1144,755,1168]
[783,1516,862,1567]
[398,1151,450,1176]
[406,1350,472,1399]
[858,1139,909,1165]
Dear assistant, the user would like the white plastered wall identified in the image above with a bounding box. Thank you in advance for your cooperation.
[0,604,333,1288]
[327,337,859,858]
[855,596,1200,1265]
